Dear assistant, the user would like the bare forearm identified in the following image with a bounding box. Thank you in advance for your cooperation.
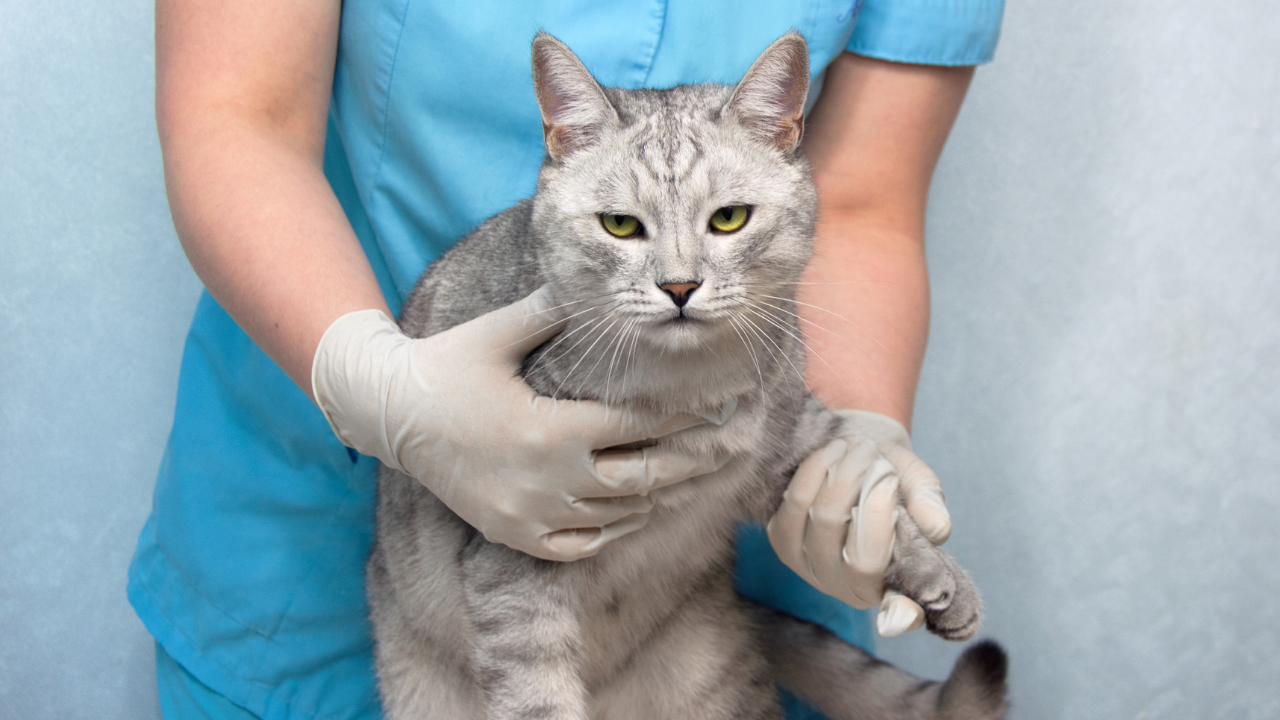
[162,121,388,396]
[800,53,973,430]
[800,216,928,429]
[156,0,384,398]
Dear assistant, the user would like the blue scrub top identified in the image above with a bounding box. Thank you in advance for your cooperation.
[129,2,1003,719]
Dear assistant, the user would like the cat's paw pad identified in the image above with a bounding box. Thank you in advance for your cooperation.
[922,572,981,641]
[912,575,957,612]
[925,602,981,641]
[885,543,957,614]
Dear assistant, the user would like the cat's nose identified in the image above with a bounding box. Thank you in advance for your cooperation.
[659,281,701,308]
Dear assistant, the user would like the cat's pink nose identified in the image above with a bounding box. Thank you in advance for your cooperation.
[659,281,701,308]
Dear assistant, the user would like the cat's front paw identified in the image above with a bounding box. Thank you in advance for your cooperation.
[884,512,982,641]
[919,559,981,641]
[906,558,957,612]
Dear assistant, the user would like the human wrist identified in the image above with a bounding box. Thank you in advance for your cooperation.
[834,407,951,544]
[311,308,413,472]
[832,408,912,451]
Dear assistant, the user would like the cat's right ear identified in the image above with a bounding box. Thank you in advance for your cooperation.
[722,32,811,153]
[532,32,617,161]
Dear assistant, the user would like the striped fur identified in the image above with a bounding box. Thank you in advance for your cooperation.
[368,33,1007,720]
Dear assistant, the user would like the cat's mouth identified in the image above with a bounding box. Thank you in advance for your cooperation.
[661,312,713,330]
[651,312,711,349]
[662,303,712,324]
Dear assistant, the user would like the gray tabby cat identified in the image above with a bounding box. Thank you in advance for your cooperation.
[368,32,1008,720]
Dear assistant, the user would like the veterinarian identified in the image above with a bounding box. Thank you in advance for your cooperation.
[131,1,1004,718]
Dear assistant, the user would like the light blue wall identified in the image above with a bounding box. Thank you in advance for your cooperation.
[0,1,200,718]
[1,1,1277,718]
[875,3,1280,718]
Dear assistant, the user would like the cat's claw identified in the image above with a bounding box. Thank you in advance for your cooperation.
[925,605,982,641]
[917,585,954,612]
[885,511,982,641]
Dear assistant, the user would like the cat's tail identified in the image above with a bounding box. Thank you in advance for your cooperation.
[752,603,1008,720]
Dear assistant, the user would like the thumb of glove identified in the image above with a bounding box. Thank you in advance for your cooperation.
[449,285,569,361]
[878,443,951,545]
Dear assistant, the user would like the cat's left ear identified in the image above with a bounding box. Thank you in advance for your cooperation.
[722,32,810,152]
[532,33,618,161]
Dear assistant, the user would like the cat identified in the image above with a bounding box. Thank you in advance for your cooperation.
[366,31,1008,720]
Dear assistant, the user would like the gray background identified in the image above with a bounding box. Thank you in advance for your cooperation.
[1,0,1277,718]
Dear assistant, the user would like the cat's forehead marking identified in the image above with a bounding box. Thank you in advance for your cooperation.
[636,130,705,188]
[613,86,723,189]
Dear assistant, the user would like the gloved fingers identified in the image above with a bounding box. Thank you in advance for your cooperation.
[766,439,848,582]
[552,493,654,529]
[584,511,651,553]
[804,443,891,609]
[879,443,952,545]
[453,285,571,360]
[834,408,912,448]
[876,590,926,637]
[537,528,603,562]
[802,440,879,585]
[523,397,708,451]
[842,461,899,578]
[579,396,739,449]
[593,445,730,496]
[538,511,650,562]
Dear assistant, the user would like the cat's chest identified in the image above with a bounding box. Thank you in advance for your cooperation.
[567,399,802,592]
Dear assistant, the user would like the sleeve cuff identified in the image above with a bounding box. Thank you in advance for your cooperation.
[848,0,1006,66]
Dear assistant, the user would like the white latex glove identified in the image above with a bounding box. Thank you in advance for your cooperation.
[766,409,951,637]
[312,286,729,562]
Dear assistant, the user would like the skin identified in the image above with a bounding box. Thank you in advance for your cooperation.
[156,0,385,401]
[800,54,974,430]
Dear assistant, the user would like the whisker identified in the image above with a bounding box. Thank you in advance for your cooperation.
[487,297,614,357]
[555,318,619,399]
[737,311,810,392]
[767,280,893,286]
[601,319,629,407]
[743,301,841,381]
[523,297,588,315]
[749,291,886,350]
[746,295,848,342]
[527,310,615,378]
[734,312,783,387]
[599,318,636,408]
[726,314,765,399]
[581,319,625,385]
[524,310,614,379]
[620,316,645,400]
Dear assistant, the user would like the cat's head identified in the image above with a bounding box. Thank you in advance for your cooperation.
[530,32,817,358]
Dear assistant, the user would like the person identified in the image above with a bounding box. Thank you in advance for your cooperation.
[131,1,1004,718]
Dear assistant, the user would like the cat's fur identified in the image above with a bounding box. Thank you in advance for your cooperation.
[368,32,1007,720]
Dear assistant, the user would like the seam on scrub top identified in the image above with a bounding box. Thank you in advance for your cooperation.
[135,555,278,691]
[367,0,413,211]
[142,528,275,641]
[638,0,668,87]
[267,474,373,644]
[141,550,348,720]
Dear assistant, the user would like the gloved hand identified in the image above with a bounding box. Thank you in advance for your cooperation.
[766,409,952,637]
[312,286,728,562]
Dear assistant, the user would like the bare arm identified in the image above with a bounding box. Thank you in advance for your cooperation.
[801,53,974,429]
[765,58,975,628]
[156,0,389,399]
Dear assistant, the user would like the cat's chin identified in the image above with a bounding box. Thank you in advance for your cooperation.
[647,316,722,352]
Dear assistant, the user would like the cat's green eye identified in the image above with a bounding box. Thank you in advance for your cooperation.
[601,213,643,238]
[709,205,750,233]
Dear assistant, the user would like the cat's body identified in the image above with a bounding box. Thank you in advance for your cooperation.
[368,33,1006,720]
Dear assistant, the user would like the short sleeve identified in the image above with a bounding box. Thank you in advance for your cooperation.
[847,0,1006,66]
